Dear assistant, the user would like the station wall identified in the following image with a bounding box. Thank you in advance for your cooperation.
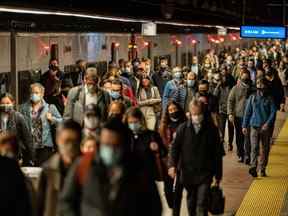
[0,32,243,74]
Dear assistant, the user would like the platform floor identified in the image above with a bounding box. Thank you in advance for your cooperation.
[159,111,287,216]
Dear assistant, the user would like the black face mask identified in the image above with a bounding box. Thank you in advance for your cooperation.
[199,91,208,96]
[108,113,123,120]
[242,79,250,84]
[49,64,59,71]
[169,111,181,121]
[62,91,69,97]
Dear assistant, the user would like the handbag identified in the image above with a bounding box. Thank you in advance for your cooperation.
[208,185,225,214]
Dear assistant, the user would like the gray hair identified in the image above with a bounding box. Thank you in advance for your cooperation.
[30,83,45,94]
[189,97,204,113]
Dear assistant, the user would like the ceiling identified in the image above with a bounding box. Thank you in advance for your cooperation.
[0,0,286,33]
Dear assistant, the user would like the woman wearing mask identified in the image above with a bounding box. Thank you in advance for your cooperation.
[162,67,187,111]
[124,107,166,215]
[185,72,198,113]
[0,93,33,165]
[159,101,186,215]
[107,101,126,120]
[82,104,102,139]
[137,75,161,130]
[20,83,62,166]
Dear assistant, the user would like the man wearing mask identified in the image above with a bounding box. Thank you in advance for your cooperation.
[212,73,235,151]
[185,72,198,113]
[109,79,132,108]
[20,83,63,166]
[64,67,110,125]
[73,59,87,86]
[83,104,102,139]
[191,56,201,78]
[162,67,186,111]
[242,77,277,177]
[168,99,223,216]
[41,59,64,101]
[247,60,257,84]
[59,118,162,216]
[228,70,253,163]
[196,80,219,126]
[152,57,172,97]
[220,65,236,89]
[0,93,33,165]
[37,120,82,216]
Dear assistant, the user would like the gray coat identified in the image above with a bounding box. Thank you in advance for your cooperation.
[37,153,66,216]
[227,81,251,118]
[213,84,231,115]
[63,86,110,125]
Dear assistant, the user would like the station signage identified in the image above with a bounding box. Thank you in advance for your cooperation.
[142,22,157,36]
[240,26,286,39]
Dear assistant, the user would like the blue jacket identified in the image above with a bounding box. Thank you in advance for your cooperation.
[20,100,63,148]
[162,80,187,111]
[242,93,276,128]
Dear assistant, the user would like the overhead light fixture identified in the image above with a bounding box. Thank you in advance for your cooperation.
[0,6,240,30]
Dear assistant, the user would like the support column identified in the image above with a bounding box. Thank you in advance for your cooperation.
[10,29,18,106]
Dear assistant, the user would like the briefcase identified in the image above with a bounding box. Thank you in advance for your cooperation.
[208,186,225,214]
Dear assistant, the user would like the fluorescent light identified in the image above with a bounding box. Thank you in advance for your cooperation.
[0,6,240,30]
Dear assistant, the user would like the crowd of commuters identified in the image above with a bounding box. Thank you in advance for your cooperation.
[0,39,287,216]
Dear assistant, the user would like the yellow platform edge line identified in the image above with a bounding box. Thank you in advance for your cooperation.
[236,119,288,216]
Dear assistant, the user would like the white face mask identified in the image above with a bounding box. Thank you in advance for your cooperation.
[191,114,204,124]
[84,116,99,129]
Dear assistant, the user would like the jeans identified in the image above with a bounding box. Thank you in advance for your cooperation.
[250,127,271,171]
[234,117,245,158]
[186,181,211,216]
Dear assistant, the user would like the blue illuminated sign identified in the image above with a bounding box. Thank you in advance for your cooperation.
[240,26,286,39]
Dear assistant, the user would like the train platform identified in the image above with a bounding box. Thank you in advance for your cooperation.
[160,111,288,216]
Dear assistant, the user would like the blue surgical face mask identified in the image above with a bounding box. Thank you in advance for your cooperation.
[31,94,42,103]
[110,91,121,99]
[174,72,182,80]
[99,145,120,167]
[187,80,196,87]
[128,122,142,132]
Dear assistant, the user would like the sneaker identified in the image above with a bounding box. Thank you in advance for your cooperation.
[249,167,258,177]
[238,157,244,163]
[245,158,250,165]
[260,170,267,177]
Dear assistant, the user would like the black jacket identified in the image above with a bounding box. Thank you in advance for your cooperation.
[168,117,223,186]
[267,76,285,110]
[0,156,31,216]
[130,130,167,180]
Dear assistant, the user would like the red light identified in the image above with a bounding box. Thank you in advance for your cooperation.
[191,39,197,44]
[43,45,49,50]
[219,38,224,42]
[215,40,220,44]
[210,38,215,42]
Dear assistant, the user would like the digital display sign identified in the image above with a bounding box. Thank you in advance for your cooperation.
[240,26,286,39]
